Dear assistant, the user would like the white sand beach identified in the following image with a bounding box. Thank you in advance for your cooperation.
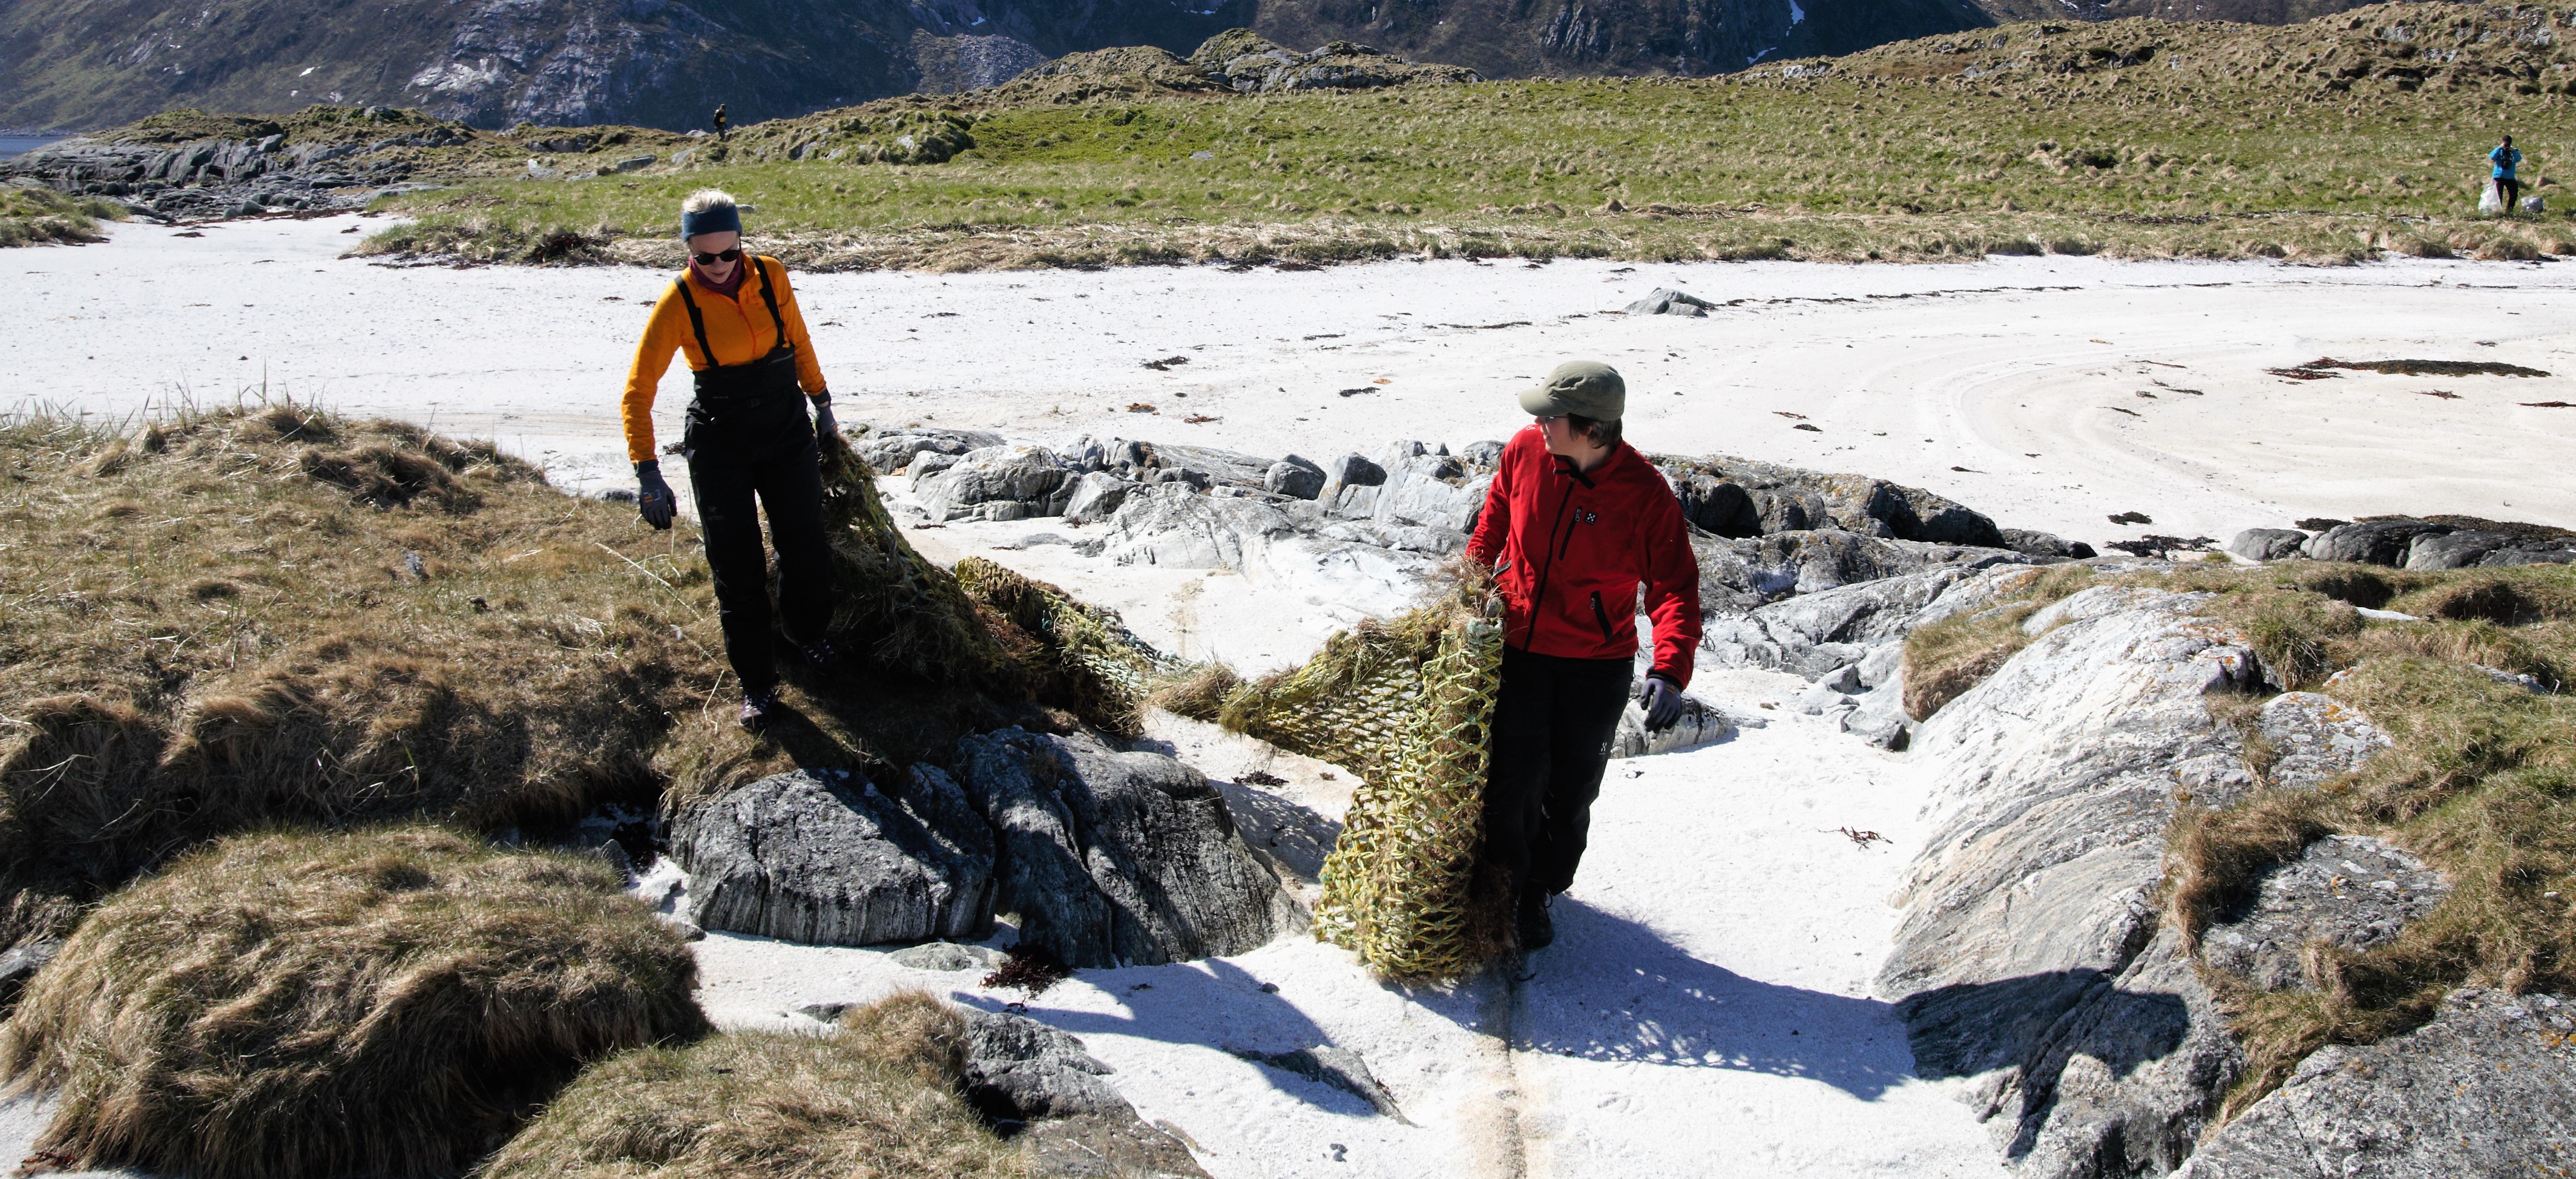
[7,215,2572,1178]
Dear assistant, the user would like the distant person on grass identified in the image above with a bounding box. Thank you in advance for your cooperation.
[1467,361,1703,953]
[713,103,729,141]
[2492,134,2523,212]
[623,188,839,731]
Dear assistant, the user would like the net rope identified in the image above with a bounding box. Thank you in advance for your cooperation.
[1201,586,1508,981]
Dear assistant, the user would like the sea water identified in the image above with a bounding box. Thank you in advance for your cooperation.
[0,134,67,160]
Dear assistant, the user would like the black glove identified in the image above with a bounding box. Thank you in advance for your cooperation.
[636,459,675,531]
[1638,674,1685,733]
[810,394,838,443]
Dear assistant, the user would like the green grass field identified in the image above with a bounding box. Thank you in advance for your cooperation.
[364,2,2576,269]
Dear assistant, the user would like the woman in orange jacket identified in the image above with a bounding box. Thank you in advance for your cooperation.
[623,189,838,731]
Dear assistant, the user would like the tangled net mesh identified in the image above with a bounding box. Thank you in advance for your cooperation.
[1175,575,1510,981]
[953,556,1172,736]
[813,437,1005,683]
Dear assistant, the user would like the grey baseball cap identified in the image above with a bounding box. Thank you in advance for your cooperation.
[1517,360,1626,419]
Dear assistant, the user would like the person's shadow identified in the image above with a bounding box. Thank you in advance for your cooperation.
[1504,896,1918,1100]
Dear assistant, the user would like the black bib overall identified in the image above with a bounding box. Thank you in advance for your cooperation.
[674,259,833,697]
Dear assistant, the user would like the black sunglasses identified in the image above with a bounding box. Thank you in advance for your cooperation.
[691,246,743,265]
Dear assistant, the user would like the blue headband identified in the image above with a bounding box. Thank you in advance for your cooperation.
[680,203,741,240]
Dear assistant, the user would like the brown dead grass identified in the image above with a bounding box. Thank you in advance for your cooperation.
[0,826,705,1179]
[479,992,1024,1179]
[2132,560,2576,1120]
[0,406,1057,948]
[1898,563,2101,720]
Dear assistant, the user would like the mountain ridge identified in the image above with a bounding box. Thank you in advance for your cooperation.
[1,0,2420,132]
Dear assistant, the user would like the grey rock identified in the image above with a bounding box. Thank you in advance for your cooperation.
[2399,528,2512,570]
[0,939,61,1011]
[856,427,1006,475]
[1264,455,1325,499]
[1840,704,1910,750]
[797,1000,853,1022]
[1626,287,1717,316]
[1694,528,2029,614]
[1231,1046,1412,1123]
[1856,642,1907,689]
[961,1008,1126,1121]
[2000,528,2083,560]
[2258,691,2390,789]
[890,941,1005,972]
[1315,453,1386,506]
[2201,835,2449,992]
[1818,663,1864,694]
[2178,987,2576,1179]
[2227,528,2309,562]
[1103,484,1301,571]
[2478,546,2576,567]
[914,444,1072,521]
[1062,471,1138,525]
[1658,455,2008,548]
[1457,439,1506,470]
[2301,519,2451,566]
[2476,663,2558,693]
[949,729,1297,969]
[671,767,996,947]
[1608,694,1736,758]
[1023,1114,1212,1178]
[1882,587,2268,1177]
[1676,474,1763,537]
[1791,678,1855,715]
[1699,559,2019,675]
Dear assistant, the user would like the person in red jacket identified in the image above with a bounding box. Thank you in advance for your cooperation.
[1467,360,1703,952]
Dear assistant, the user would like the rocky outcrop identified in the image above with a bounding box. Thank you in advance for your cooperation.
[2200,835,2448,993]
[2177,988,2576,1178]
[670,767,996,946]
[2224,517,2576,569]
[1,111,470,218]
[669,734,1294,970]
[962,1008,1212,1178]
[1185,30,1482,91]
[949,728,1300,969]
[2256,691,2389,789]
[1882,586,2269,1177]
[2226,528,2307,562]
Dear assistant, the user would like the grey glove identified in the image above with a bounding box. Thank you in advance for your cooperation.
[810,394,838,443]
[1638,674,1685,732]
[636,459,676,530]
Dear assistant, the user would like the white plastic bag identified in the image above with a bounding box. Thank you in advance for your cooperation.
[2480,179,2504,215]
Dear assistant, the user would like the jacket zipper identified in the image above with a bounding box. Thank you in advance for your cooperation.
[1526,471,1580,649]
[1590,591,1614,643]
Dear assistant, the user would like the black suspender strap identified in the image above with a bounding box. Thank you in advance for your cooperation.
[673,279,715,367]
[672,261,792,369]
[753,258,792,353]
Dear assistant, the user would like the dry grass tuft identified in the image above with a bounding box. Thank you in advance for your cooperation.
[0,827,705,1179]
[0,406,1078,950]
[2124,561,2576,1120]
[1145,662,1243,723]
[1898,563,2100,720]
[480,992,1022,1179]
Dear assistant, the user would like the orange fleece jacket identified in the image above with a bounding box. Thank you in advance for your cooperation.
[621,256,829,463]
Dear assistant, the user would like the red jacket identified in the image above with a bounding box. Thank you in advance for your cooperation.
[1467,427,1703,686]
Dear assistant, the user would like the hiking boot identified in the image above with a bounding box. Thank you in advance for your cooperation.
[797,636,840,672]
[739,688,782,732]
[1516,890,1554,952]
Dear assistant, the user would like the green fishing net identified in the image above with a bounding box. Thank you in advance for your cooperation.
[953,556,1170,737]
[1183,584,1511,981]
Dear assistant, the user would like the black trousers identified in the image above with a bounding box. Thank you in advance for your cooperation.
[682,392,833,697]
[1482,646,1634,903]
[2500,177,2524,209]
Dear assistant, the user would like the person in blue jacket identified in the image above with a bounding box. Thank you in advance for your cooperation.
[2492,135,2524,212]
